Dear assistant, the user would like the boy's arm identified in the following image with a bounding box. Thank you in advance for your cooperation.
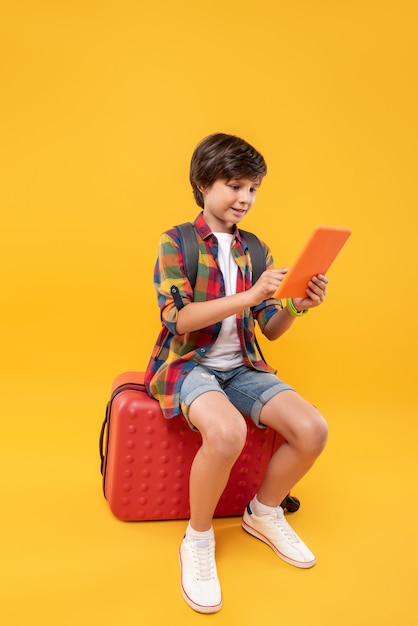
[261,306,298,340]
[262,274,329,340]
[177,292,251,335]
[176,268,288,335]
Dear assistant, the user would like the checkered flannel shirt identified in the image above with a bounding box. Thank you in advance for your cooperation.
[144,212,283,419]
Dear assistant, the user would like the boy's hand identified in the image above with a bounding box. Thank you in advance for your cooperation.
[248,268,289,305]
[292,274,328,311]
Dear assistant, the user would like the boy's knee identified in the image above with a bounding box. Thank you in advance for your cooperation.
[205,419,247,462]
[304,411,328,456]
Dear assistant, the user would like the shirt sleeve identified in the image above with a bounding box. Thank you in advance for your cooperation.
[155,231,193,335]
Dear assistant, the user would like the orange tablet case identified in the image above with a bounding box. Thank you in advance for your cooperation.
[274,225,352,299]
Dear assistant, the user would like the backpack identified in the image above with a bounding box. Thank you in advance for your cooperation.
[174,221,267,361]
[174,222,266,287]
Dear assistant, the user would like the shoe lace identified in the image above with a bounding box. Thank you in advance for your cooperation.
[190,539,216,581]
[272,509,300,544]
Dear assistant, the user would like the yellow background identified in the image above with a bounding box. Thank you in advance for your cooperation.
[1,1,417,624]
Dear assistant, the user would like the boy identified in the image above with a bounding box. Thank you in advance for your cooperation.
[145,133,329,614]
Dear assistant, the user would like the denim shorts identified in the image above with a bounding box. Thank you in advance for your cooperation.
[179,364,294,430]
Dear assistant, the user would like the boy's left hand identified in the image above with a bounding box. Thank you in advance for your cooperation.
[292,274,328,311]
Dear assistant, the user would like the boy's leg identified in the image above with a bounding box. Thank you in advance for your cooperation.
[242,390,328,568]
[187,390,248,530]
[257,390,328,506]
[179,390,247,613]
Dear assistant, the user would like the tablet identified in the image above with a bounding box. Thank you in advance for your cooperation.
[274,225,352,299]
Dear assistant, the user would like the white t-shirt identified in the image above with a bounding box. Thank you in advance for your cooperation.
[202,233,244,370]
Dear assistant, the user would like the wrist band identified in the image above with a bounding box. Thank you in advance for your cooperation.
[286,298,308,317]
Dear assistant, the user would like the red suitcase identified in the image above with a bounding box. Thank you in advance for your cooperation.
[100,371,290,521]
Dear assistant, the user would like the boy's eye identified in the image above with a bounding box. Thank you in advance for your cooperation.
[227,182,258,193]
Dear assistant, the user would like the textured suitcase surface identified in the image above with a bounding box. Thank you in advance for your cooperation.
[101,372,283,521]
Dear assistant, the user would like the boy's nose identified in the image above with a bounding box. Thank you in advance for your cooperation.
[239,189,251,204]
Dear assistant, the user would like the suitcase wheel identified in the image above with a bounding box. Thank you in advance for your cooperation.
[280,494,300,513]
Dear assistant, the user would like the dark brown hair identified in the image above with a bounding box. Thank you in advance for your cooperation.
[190,133,267,208]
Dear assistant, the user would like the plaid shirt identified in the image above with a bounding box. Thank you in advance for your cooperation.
[144,212,283,419]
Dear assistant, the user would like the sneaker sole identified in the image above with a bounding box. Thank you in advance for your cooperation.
[241,517,317,569]
[178,553,223,614]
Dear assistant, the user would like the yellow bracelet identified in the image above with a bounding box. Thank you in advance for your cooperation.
[286,298,308,317]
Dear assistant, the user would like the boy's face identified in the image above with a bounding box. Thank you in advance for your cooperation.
[200,177,261,233]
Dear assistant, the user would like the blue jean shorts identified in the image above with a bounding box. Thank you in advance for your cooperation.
[179,364,294,431]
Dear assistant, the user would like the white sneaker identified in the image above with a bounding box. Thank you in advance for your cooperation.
[242,502,316,568]
[179,535,223,613]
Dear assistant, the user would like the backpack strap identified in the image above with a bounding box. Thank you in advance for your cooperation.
[238,229,266,284]
[175,222,266,288]
[175,222,199,288]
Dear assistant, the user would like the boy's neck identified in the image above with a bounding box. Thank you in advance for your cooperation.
[202,211,235,234]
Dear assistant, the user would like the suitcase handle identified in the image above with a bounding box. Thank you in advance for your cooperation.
[99,407,109,476]
[99,381,148,479]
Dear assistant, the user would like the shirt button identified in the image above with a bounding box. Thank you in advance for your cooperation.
[200,348,206,354]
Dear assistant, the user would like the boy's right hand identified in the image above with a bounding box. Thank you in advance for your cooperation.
[248,268,288,306]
